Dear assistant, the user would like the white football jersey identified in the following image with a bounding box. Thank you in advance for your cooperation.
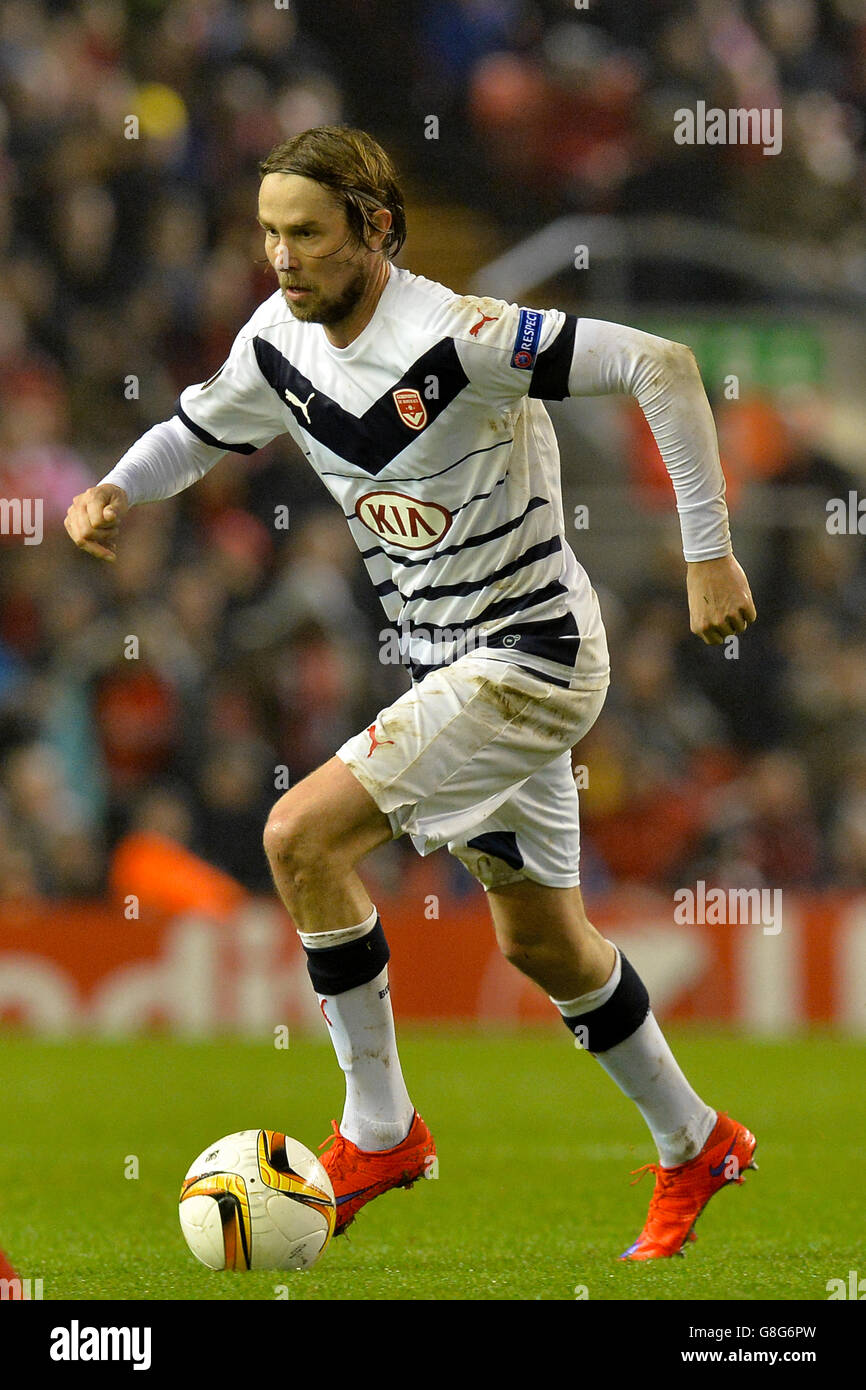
[175,265,610,689]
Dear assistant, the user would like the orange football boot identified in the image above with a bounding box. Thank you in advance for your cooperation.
[620,1111,757,1261]
[319,1111,437,1234]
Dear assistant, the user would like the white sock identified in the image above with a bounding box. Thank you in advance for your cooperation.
[297,908,380,952]
[299,910,414,1152]
[552,946,716,1167]
[596,1014,717,1167]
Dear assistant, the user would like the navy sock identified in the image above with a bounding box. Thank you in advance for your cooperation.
[559,952,650,1052]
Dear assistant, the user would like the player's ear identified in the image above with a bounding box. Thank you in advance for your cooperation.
[368,207,392,253]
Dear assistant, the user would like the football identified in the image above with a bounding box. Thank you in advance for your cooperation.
[179,1129,336,1271]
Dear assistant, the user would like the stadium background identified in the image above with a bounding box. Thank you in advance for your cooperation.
[0,0,865,1038]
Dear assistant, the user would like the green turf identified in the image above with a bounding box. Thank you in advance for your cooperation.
[0,1029,861,1301]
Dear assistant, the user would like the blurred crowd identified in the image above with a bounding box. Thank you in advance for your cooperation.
[413,0,866,250]
[0,0,865,905]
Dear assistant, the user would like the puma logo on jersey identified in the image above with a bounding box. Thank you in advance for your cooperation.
[366,724,395,757]
[470,312,499,337]
[285,388,315,423]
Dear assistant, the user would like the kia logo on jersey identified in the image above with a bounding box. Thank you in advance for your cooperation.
[392,388,428,430]
[355,491,453,549]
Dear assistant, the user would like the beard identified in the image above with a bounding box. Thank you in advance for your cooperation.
[280,263,369,327]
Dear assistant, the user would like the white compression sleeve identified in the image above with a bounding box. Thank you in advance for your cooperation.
[98,415,226,506]
[567,318,732,562]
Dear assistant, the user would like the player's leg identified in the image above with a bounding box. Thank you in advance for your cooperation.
[485,879,615,998]
[458,757,756,1260]
[263,753,390,933]
[486,878,718,1169]
[263,757,420,1157]
[285,657,616,1231]
[264,755,436,1231]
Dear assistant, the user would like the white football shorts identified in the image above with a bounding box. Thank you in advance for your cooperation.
[336,655,608,890]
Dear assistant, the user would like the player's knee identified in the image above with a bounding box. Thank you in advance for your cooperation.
[495,911,596,971]
[263,801,340,882]
[497,934,540,973]
[496,927,551,968]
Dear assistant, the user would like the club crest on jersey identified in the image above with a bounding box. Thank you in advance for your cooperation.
[511,308,543,370]
[392,388,428,430]
[355,491,452,550]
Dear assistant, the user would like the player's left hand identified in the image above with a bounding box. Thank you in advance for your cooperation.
[686,553,756,645]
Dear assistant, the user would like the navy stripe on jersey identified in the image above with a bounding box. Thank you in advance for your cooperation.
[528,314,577,401]
[407,578,569,634]
[449,473,509,518]
[174,404,258,455]
[373,576,399,598]
[399,535,562,606]
[487,610,580,666]
[253,336,470,475]
[333,437,512,486]
[356,496,550,567]
[407,612,580,686]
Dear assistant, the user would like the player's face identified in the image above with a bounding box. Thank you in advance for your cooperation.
[257,173,383,329]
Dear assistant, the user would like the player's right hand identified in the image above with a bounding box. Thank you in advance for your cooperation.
[64,484,129,562]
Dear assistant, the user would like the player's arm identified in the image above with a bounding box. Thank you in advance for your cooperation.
[66,317,286,563]
[65,417,226,561]
[552,316,755,645]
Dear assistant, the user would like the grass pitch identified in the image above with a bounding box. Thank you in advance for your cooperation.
[0,1029,861,1302]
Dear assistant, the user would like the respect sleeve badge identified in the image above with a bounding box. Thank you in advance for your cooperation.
[510,308,544,369]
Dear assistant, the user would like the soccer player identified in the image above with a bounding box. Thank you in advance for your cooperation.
[66,126,758,1261]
